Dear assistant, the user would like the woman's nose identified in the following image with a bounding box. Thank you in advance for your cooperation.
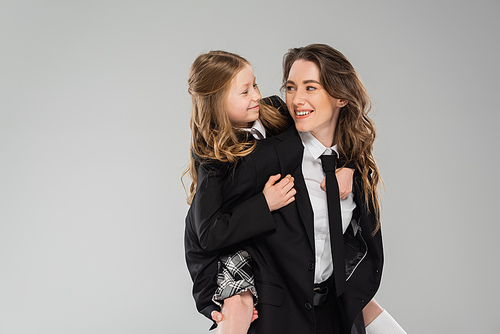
[293,90,305,106]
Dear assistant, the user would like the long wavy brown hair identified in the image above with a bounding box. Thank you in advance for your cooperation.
[185,50,287,204]
[282,44,382,232]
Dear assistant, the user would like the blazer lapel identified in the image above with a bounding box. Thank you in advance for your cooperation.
[274,126,315,249]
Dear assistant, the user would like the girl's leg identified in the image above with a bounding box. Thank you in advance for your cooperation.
[215,291,255,334]
[363,299,384,326]
[364,299,407,334]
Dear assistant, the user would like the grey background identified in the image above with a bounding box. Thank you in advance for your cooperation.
[1,0,499,333]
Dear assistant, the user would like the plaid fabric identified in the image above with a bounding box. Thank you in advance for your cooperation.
[212,249,258,307]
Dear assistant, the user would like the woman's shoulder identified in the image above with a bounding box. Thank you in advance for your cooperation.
[261,95,290,120]
[261,95,286,109]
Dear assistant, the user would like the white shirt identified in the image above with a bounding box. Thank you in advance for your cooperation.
[298,131,357,284]
[241,119,266,139]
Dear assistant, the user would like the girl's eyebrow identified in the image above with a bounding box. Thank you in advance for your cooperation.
[238,77,256,90]
[239,83,251,90]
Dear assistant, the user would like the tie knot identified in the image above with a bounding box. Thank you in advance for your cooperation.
[320,152,337,173]
[250,128,264,140]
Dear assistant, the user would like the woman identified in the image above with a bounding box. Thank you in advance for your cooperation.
[187,47,404,333]
[264,43,404,333]
[282,44,382,333]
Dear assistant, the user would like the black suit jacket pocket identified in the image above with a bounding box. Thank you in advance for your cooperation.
[344,223,368,280]
[255,281,284,306]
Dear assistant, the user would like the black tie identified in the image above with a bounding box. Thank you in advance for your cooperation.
[250,128,264,140]
[320,151,346,297]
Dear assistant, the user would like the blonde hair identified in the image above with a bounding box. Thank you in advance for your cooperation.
[184,50,287,204]
[283,44,382,232]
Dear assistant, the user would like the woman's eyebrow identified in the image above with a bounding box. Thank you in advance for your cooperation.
[285,79,321,85]
[303,80,321,84]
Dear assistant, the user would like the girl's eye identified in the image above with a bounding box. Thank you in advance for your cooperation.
[253,83,258,89]
[242,90,248,94]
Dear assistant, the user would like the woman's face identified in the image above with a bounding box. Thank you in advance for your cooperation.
[285,59,346,147]
[225,64,261,128]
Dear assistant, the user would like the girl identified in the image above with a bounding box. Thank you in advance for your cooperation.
[184,50,297,334]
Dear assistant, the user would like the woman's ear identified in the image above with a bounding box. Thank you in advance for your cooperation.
[338,100,348,108]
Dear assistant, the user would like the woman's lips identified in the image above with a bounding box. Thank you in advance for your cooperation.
[295,109,313,117]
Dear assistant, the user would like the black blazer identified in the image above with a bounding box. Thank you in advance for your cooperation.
[185,103,383,333]
[184,96,289,320]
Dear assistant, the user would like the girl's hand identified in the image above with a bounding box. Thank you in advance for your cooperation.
[320,168,354,199]
[262,174,296,211]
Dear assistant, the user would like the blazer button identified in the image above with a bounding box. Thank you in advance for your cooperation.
[305,302,312,310]
[308,262,314,271]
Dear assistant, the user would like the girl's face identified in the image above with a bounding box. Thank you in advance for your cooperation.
[285,60,346,147]
[225,64,261,128]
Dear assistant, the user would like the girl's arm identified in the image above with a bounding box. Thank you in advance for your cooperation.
[321,167,354,199]
[192,161,294,252]
[185,159,294,328]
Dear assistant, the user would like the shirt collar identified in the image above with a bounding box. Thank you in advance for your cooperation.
[252,119,266,139]
[240,119,266,139]
[298,131,338,160]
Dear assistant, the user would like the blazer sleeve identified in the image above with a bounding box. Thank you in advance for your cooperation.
[184,211,222,321]
[191,159,276,252]
[185,157,275,323]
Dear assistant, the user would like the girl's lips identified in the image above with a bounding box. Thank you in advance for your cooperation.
[248,105,260,111]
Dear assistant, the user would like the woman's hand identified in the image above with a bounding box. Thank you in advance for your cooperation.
[320,168,354,199]
[211,308,259,325]
[210,291,259,333]
[262,174,296,211]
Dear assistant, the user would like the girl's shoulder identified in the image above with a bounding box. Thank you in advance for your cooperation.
[193,154,231,176]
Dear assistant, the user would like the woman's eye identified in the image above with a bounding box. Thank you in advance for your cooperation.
[306,86,316,91]
[286,86,295,91]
